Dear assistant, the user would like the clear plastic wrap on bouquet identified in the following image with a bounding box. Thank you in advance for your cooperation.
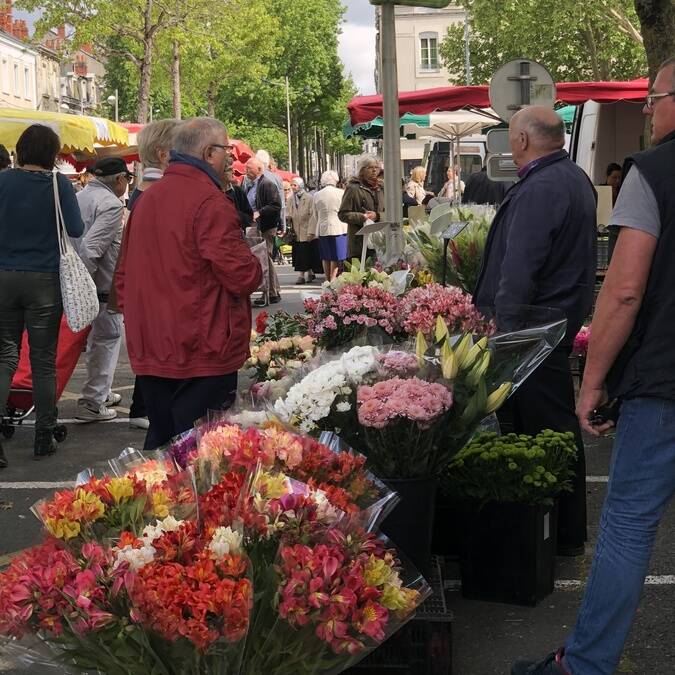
[122,518,253,674]
[30,449,199,549]
[239,525,431,675]
[189,411,400,532]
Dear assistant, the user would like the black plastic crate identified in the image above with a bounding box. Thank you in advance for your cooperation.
[346,556,453,675]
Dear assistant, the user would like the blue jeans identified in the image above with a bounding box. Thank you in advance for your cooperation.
[565,397,675,675]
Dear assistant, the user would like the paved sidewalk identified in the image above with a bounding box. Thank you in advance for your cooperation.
[1,265,673,674]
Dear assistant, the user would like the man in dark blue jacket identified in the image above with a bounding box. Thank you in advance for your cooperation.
[474,106,597,556]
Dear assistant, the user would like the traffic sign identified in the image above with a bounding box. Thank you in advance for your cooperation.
[486,128,511,154]
[489,59,556,122]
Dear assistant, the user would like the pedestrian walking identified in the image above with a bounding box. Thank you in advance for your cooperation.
[313,170,346,281]
[338,155,384,259]
[287,177,321,284]
[0,125,84,466]
[118,119,179,430]
[115,118,262,450]
[73,157,130,422]
[244,157,282,307]
[512,57,675,675]
[474,106,597,557]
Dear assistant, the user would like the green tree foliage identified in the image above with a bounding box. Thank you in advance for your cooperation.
[440,0,647,84]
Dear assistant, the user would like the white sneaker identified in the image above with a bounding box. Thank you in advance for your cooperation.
[75,402,117,422]
[129,417,150,430]
[106,392,122,406]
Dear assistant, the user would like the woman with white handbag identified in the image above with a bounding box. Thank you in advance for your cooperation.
[0,125,85,466]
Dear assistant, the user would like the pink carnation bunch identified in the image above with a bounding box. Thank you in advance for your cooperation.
[304,284,402,348]
[376,350,420,376]
[573,325,591,356]
[400,283,489,338]
[357,377,453,429]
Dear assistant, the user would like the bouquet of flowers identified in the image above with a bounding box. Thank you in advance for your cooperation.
[245,335,317,400]
[400,283,492,340]
[573,325,591,357]
[442,430,578,506]
[272,345,381,441]
[254,310,310,341]
[304,285,403,349]
[404,205,495,293]
[0,427,430,674]
[321,259,410,297]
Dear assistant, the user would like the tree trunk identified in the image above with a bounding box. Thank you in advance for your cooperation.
[172,39,181,119]
[579,20,601,80]
[206,86,216,117]
[634,0,675,83]
[136,0,155,123]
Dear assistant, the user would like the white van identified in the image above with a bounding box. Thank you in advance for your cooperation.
[569,100,646,184]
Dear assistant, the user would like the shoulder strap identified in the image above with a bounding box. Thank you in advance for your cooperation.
[52,171,69,256]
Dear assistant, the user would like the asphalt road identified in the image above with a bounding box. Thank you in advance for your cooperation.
[0,265,673,675]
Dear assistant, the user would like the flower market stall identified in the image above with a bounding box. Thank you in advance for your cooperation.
[0,215,586,670]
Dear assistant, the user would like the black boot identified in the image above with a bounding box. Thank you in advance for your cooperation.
[34,428,57,460]
[0,441,7,468]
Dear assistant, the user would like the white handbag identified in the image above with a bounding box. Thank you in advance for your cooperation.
[53,172,99,332]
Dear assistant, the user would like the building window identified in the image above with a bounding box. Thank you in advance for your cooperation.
[1,60,7,94]
[420,32,439,72]
[13,64,19,95]
[24,67,30,100]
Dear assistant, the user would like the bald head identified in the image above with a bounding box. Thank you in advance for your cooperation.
[245,157,264,181]
[509,106,565,167]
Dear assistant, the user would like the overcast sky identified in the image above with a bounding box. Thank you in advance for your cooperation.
[339,0,377,95]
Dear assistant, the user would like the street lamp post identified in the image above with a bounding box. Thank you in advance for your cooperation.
[263,77,293,173]
[107,89,119,122]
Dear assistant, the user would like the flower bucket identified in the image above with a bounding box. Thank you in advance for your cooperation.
[380,477,438,575]
[458,500,558,606]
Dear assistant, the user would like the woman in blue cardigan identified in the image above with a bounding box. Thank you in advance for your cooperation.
[0,125,84,466]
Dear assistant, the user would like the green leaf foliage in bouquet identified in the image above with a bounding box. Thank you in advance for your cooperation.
[442,430,578,506]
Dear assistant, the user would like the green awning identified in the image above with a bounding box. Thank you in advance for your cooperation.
[343,113,430,139]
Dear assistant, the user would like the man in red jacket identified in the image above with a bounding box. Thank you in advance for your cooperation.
[115,117,262,449]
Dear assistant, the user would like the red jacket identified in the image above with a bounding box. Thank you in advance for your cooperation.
[115,163,262,378]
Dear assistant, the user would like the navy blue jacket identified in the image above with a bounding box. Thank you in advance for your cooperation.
[473,151,596,346]
[0,169,84,273]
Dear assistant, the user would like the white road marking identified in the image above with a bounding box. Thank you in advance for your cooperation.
[445,576,675,590]
[11,417,139,425]
[0,481,75,489]
[586,476,609,483]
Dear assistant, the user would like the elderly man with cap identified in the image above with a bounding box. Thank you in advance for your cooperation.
[474,106,597,557]
[73,157,132,421]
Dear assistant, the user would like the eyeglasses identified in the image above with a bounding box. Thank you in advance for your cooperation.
[644,91,675,111]
[210,143,234,152]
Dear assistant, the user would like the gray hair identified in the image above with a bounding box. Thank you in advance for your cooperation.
[173,117,227,157]
[659,57,675,88]
[292,177,304,188]
[320,170,339,187]
[357,155,380,172]
[96,173,125,189]
[138,119,179,168]
[256,149,271,167]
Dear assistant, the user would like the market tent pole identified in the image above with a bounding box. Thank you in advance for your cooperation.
[380,2,403,228]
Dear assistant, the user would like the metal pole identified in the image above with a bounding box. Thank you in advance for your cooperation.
[464,15,471,86]
[285,75,293,173]
[114,88,119,122]
[380,2,403,254]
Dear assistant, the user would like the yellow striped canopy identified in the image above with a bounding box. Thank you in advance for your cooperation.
[0,108,128,153]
